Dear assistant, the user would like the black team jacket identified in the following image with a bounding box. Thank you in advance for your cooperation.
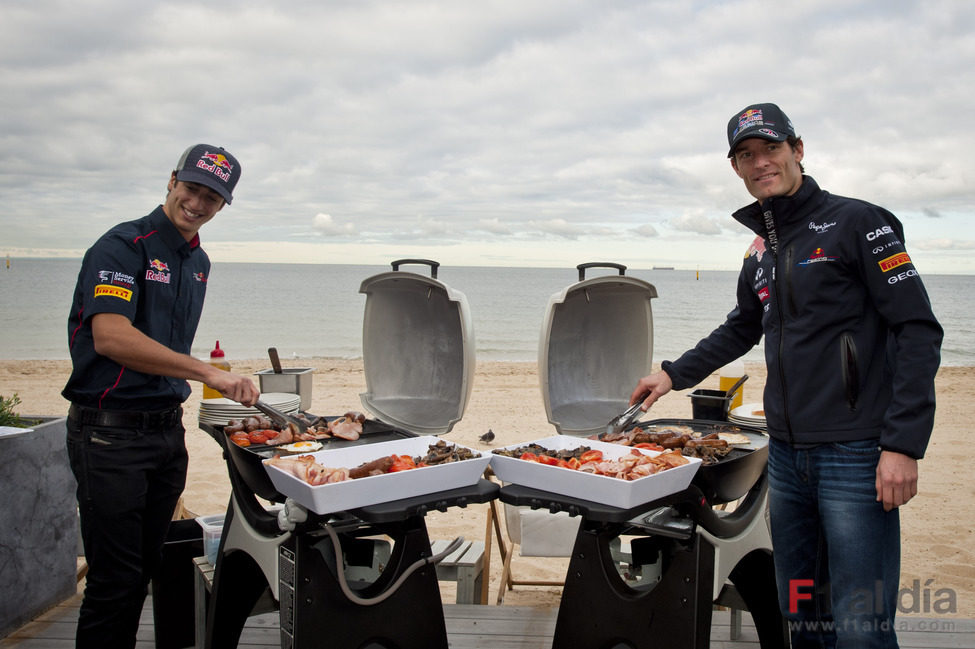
[661,176,943,459]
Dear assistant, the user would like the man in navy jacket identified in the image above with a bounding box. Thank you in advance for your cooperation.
[64,144,260,649]
[630,104,942,648]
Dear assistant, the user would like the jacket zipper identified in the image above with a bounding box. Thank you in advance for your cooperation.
[840,333,859,411]
[766,208,795,444]
[784,246,798,317]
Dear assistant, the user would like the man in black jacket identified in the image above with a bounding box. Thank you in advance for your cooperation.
[629,103,942,648]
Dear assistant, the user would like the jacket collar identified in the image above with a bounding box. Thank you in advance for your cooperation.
[732,175,824,237]
[147,206,198,258]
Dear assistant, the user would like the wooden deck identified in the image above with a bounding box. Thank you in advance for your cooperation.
[2,591,971,648]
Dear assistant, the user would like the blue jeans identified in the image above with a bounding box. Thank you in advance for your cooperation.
[767,437,900,649]
[67,416,188,649]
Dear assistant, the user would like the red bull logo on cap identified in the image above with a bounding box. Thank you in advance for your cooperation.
[196,150,233,182]
[735,108,764,137]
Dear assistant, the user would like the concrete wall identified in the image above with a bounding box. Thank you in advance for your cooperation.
[0,416,77,638]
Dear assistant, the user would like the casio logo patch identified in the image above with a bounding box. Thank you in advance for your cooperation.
[865,226,895,241]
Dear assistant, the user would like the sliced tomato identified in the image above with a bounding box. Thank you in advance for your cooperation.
[535,455,561,466]
[565,457,582,470]
[388,455,418,472]
[633,442,664,451]
[578,449,604,464]
[248,432,268,444]
[519,452,539,462]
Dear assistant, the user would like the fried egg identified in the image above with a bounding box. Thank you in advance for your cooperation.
[281,441,323,453]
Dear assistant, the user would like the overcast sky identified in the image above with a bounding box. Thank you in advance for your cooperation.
[2,0,973,273]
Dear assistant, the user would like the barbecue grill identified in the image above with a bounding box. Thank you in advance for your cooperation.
[496,263,787,648]
[199,260,491,649]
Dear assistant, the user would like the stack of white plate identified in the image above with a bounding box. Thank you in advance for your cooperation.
[728,402,767,429]
[198,392,301,427]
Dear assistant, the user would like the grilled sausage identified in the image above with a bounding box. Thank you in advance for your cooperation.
[349,455,395,479]
[660,436,686,449]
[685,438,729,449]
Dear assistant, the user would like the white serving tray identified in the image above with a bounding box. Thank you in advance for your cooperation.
[489,435,701,510]
[263,436,489,515]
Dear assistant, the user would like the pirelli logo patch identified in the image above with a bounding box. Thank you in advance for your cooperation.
[878,252,912,272]
[94,285,133,301]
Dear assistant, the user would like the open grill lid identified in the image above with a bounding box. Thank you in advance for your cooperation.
[358,259,476,436]
[539,263,657,436]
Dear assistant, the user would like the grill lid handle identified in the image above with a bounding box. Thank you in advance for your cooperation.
[577,262,626,282]
[391,258,440,279]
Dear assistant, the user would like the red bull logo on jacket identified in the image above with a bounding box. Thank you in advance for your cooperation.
[798,247,838,266]
[196,151,233,182]
[146,258,171,284]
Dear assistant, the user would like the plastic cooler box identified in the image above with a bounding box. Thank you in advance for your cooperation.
[196,514,225,565]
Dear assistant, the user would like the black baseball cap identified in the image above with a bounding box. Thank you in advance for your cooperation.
[727,103,797,158]
[174,144,241,204]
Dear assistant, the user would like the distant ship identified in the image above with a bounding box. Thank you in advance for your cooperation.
[652,265,674,270]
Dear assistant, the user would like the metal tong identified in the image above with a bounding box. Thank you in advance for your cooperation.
[254,399,308,435]
[606,402,645,436]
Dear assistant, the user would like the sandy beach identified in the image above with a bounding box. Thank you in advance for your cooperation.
[2,359,972,617]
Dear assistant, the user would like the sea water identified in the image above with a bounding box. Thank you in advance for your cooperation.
[1,258,972,366]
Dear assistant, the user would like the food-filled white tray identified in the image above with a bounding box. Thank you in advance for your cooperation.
[263,436,489,515]
[489,435,701,509]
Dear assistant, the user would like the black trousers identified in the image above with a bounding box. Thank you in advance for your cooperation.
[67,414,188,649]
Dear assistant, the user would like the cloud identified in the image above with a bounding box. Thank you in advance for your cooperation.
[632,224,659,238]
[670,211,726,236]
[528,218,588,240]
[476,218,513,235]
[312,213,356,236]
[1,1,974,273]
[914,238,975,251]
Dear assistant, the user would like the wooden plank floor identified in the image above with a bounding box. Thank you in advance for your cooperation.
[3,591,972,648]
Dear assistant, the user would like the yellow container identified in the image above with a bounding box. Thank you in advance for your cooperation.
[202,341,231,400]
[719,360,746,410]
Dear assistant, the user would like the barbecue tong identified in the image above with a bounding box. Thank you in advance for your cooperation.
[606,402,645,436]
[254,399,309,434]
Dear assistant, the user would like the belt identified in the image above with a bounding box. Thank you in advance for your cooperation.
[68,404,183,429]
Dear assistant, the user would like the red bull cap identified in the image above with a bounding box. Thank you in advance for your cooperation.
[174,143,241,204]
[726,103,797,158]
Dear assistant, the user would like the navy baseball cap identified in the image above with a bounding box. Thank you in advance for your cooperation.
[174,144,241,204]
[727,103,797,158]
